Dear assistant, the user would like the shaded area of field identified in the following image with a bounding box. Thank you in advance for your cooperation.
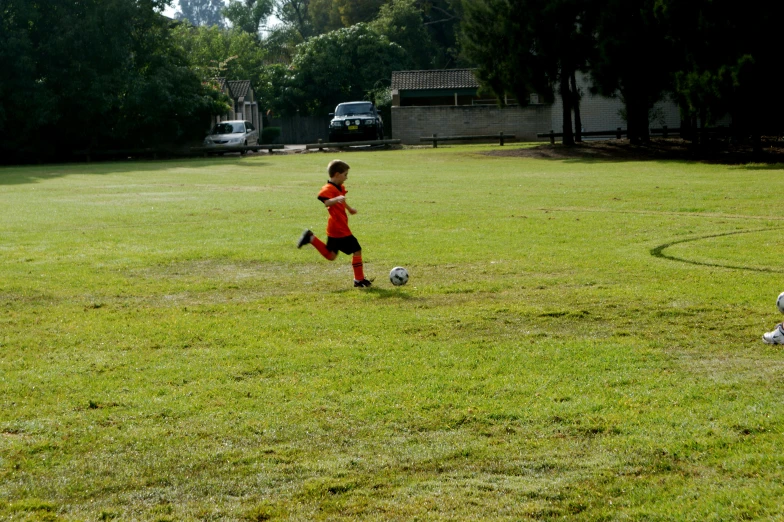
[486,138,784,165]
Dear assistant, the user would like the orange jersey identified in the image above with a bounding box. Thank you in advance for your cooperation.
[318,181,352,238]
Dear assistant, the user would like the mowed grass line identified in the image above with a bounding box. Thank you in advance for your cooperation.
[2,146,784,520]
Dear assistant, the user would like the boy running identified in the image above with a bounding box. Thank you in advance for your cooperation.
[297,159,373,287]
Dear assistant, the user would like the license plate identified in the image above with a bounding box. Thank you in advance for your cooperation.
[348,125,358,130]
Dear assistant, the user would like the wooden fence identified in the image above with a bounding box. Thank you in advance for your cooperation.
[267,115,330,145]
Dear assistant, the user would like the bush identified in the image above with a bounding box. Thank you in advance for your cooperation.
[261,127,281,144]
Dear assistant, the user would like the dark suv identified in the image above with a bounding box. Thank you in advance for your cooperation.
[328,102,384,142]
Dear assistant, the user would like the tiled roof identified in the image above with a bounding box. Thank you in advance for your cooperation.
[212,78,252,100]
[228,80,252,99]
[391,69,479,90]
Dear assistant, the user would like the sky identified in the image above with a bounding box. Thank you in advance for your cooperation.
[161,1,178,17]
[160,0,281,30]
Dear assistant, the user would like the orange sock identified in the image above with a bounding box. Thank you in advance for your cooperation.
[352,255,365,280]
[310,236,333,260]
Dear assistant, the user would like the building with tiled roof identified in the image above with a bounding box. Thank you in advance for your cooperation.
[391,69,480,91]
[391,69,485,107]
[213,78,260,131]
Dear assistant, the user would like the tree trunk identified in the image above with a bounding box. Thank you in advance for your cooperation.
[625,92,649,145]
[560,69,574,146]
[570,71,582,143]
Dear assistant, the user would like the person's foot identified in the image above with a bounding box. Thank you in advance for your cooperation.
[353,278,373,288]
[297,229,313,248]
[762,323,784,345]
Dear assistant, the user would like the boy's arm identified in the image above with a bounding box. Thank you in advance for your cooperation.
[321,195,345,207]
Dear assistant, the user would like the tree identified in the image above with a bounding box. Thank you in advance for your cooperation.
[461,0,592,145]
[590,0,672,144]
[419,0,464,68]
[371,0,437,70]
[224,0,275,37]
[175,0,227,27]
[282,23,409,115]
[0,0,227,162]
[0,0,44,156]
[274,0,314,39]
[308,0,387,34]
[172,24,268,87]
[656,0,784,147]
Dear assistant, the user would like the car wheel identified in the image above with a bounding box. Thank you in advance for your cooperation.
[240,141,248,155]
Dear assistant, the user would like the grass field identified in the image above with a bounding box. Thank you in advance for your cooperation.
[2,145,784,520]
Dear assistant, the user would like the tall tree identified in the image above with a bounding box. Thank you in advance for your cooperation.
[419,0,463,68]
[224,0,275,37]
[590,0,672,144]
[274,0,313,39]
[461,0,592,145]
[175,0,227,27]
[656,0,784,146]
[371,0,437,70]
[308,0,387,34]
[0,0,44,155]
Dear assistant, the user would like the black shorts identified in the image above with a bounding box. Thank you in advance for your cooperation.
[326,235,362,255]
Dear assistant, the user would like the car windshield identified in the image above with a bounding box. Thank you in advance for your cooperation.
[335,103,374,116]
[211,122,245,135]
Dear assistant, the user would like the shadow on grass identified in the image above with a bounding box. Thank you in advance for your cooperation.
[651,227,784,273]
[732,163,784,170]
[332,287,415,299]
[0,156,273,186]
[484,140,784,166]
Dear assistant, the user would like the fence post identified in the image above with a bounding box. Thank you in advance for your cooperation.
[499,132,505,146]
[616,127,622,139]
[432,133,437,148]
[549,130,555,145]
[318,138,323,151]
[662,125,668,139]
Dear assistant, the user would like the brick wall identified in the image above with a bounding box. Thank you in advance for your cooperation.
[392,71,688,144]
[391,104,552,145]
[549,72,681,134]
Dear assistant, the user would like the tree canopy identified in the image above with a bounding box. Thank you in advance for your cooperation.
[279,23,409,115]
[0,0,228,163]
[175,0,227,27]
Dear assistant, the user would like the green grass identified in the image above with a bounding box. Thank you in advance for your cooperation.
[2,145,784,520]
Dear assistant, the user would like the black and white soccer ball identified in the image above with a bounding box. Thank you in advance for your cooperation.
[777,292,784,314]
[389,266,409,286]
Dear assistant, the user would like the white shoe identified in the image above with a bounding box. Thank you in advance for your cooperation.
[762,324,784,345]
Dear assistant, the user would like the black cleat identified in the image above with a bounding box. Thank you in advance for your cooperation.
[297,229,314,248]
[353,278,373,288]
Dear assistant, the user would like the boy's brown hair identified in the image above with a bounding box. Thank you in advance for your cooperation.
[328,159,350,177]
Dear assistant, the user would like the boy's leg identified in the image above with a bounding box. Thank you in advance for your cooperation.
[298,229,336,260]
[352,250,373,287]
[312,235,337,260]
[352,251,365,281]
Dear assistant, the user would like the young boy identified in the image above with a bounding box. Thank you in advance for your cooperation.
[297,159,373,287]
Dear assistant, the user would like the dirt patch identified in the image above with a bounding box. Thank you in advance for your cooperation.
[484,138,784,164]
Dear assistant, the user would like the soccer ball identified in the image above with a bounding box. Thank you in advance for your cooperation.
[777,292,784,314]
[389,266,409,286]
